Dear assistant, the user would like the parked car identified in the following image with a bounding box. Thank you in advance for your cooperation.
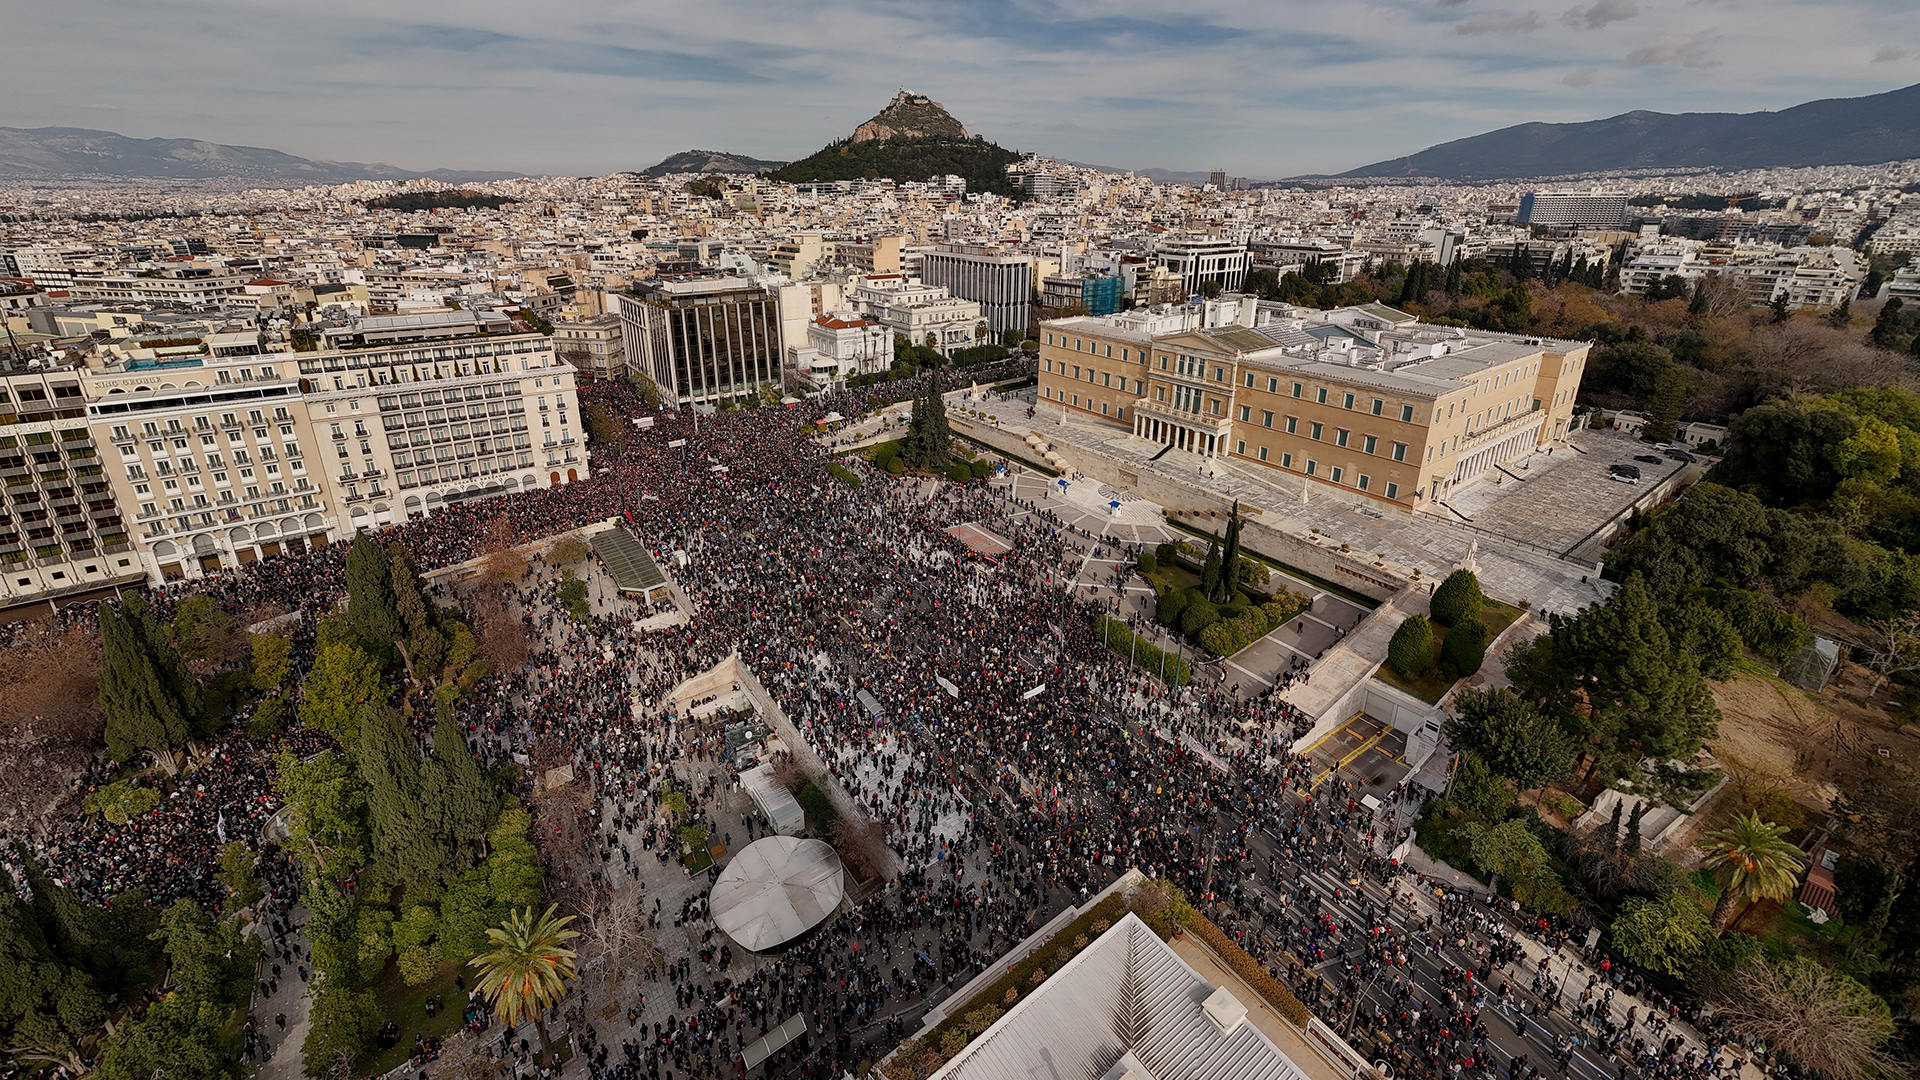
[1610,463,1641,484]
[1665,448,1697,463]
[1634,454,1663,465]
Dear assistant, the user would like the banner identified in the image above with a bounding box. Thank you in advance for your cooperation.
[1022,683,1047,700]
[668,438,688,448]
[936,675,960,699]
[633,416,656,429]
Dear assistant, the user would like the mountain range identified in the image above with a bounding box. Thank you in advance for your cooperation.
[1338,82,1920,180]
[0,126,523,184]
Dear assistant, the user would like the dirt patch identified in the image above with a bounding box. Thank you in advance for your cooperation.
[1707,663,1920,820]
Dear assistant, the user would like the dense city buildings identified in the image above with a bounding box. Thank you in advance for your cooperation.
[1517,191,1630,228]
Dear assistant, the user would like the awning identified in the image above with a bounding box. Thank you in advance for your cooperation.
[741,1014,808,1070]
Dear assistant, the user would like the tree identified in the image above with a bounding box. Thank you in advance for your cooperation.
[1211,504,1244,605]
[94,993,241,1080]
[359,702,449,890]
[1458,818,1548,895]
[98,595,202,775]
[298,642,385,749]
[470,904,579,1057]
[1699,811,1806,930]
[1710,958,1897,1080]
[251,633,292,690]
[1388,613,1435,676]
[0,884,104,1075]
[168,593,240,666]
[1610,890,1712,976]
[1440,616,1490,677]
[342,532,400,648]
[216,841,263,913]
[1199,540,1222,601]
[1444,688,1574,791]
[1643,362,1688,444]
[388,543,446,683]
[425,700,497,873]
[274,748,373,882]
[1427,569,1483,627]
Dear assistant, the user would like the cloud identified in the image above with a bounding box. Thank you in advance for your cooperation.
[1626,34,1720,68]
[1873,46,1907,63]
[1562,67,1599,87]
[1454,11,1544,35]
[1434,0,1473,6]
[1563,0,1639,30]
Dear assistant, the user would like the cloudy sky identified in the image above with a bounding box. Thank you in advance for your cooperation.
[5,0,1917,178]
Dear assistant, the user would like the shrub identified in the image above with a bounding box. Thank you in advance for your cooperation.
[83,780,159,824]
[827,462,862,489]
[1388,613,1435,675]
[1156,588,1190,629]
[1440,616,1490,677]
[1188,913,1313,1028]
[1180,597,1220,638]
[1096,617,1191,686]
[1155,541,1179,564]
[1429,569,1484,627]
[969,458,992,479]
[1136,552,1158,575]
[886,457,905,476]
[1198,622,1239,657]
[947,464,972,483]
[557,573,590,621]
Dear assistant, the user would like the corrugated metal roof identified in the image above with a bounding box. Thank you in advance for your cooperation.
[929,913,1314,1080]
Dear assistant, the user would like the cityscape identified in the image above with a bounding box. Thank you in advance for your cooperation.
[2,8,1920,1080]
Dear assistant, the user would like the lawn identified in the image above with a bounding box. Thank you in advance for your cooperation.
[361,959,469,1077]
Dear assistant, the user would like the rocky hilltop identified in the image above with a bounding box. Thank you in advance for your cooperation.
[851,90,969,144]
[637,149,786,178]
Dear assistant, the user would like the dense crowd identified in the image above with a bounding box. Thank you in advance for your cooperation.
[3,369,1733,1080]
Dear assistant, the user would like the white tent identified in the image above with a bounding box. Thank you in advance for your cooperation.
[710,836,846,952]
[741,764,805,836]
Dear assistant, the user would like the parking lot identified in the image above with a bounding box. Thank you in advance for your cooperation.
[1443,429,1691,556]
[1299,712,1411,802]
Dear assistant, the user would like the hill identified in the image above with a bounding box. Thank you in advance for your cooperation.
[1339,82,1920,180]
[638,150,785,177]
[767,91,1021,198]
[0,126,523,184]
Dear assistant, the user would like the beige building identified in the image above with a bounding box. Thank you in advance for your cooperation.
[553,315,625,378]
[1037,305,1588,510]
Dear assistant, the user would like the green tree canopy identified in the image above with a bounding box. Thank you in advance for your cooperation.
[1610,889,1712,976]
[1388,613,1435,677]
[298,642,385,749]
[470,904,579,1055]
[0,884,104,1076]
[99,594,202,774]
[1428,569,1483,627]
[273,748,373,883]
[359,702,451,890]
[1700,811,1807,930]
[342,531,401,647]
[1444,688,1575,792]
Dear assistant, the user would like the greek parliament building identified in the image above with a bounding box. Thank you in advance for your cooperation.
[1036,302,1588,512]
[0,312,587,608]
[610,274,783,407]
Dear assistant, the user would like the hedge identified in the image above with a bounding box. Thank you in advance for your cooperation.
[947,464,973,483]
[1187,912,1315,1028]
[1097,617,1191,687]
[827,462,862,489]
[1136,552,1158,575]
[1388,613,1435,676]
[1440,615,1489,677]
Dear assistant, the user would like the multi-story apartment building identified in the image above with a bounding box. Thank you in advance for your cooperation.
[1152,237,1251,296]
[65,263,250,305]
[1518,191,1629,229]
[1037,305,1589,511]
[0,363,141,604]
[553,315,625,379]
[917,244,1032,341]
[610,275,784,406]
[85,353,339,581]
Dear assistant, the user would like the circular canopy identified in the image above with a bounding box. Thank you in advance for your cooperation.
[710,836,846,952]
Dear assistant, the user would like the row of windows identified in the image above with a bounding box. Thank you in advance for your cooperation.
[1231,439,1403,499]
[1045,332,1143,363]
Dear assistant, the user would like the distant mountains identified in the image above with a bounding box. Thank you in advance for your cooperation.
[636,149,786,178]
[1340,83,1920,180]
[0,127,523,184]
[768,91,1023,198]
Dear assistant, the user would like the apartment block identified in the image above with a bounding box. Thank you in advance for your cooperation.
[1518,191,1629,229]
[0,364,141,604]
[917,244,1032,340]
[553,315,626,378]
[1037,306,1589,510]
[610,275,784,406]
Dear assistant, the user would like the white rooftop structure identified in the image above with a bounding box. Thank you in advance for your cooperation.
[926,913,1314,1080]
[710,835,846,952]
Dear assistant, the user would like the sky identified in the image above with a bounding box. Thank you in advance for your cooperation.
[4,0,1919,179]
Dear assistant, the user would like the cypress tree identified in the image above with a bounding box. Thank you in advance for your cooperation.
[343,532,401,648]
[1200,540,1222,601]
[1607,797,1626,853]
[389,544,446,680]
[1625,801,1647,855]
[1445,258,1463,296]
[1214,503,1243,605]
[358,702,447,890]
[16,847,103,974]
[427,699,496,871]
[1388,614,1436,676]
[1428,569,1484,627]
[1870,297,1905,348]
[99,595,200,775]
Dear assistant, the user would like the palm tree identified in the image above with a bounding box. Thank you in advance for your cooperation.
[1700,812,1806,931]
[470,904,580,1057]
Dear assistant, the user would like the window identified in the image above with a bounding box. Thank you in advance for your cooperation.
[1316,388,1329,404]
[1330,466,1343,483]
[1358,474,1371,491]
[1343,393,1355,410]
[1045,359,1053,372]
[1262,411,1274,428]
[1238,405,1251,422]
[1244,372,1255,388]
[1235,440,1246,455]
[1073,366,1080,379]
[1281,452,1292,468]
[1401,403,1415,422]
[1161,356,1170,370]
[1214,367,1225,382]
[1335,429,1349,447]
[1291,382,1303,398]
[1268,377,1279,392]
[1105,345,1112,357]
[1385,483,1399,500]
[1103,372,1110,387]
[1285,416,1297,434]
[1363,435,1377,455]
[1102,402,1110,415]
[1310,423,1323,440]
[1392,442,1408,462]
[1305,460,1317,476]
[1258,446,1269,461]
[1370,398,1383,415]
[1075,338,1083,351]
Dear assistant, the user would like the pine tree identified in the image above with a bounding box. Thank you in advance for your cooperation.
[1446,258,1463,296]
[426,699,497,872]
[358,702,448,890]
[343,532,400,648]
[388,544,446,682]
[0,882,104,1076]
[1644,363,1688,444]
[99,595,200,775]
[1554,576,1721,759]
[1870,297,1905,348]
[15,847,105,980]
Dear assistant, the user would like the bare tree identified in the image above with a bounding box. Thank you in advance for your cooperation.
[1845,611,1920,698]
[831,815,892,882]
[1710,958,1899,1080]
[0,623,103,833]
